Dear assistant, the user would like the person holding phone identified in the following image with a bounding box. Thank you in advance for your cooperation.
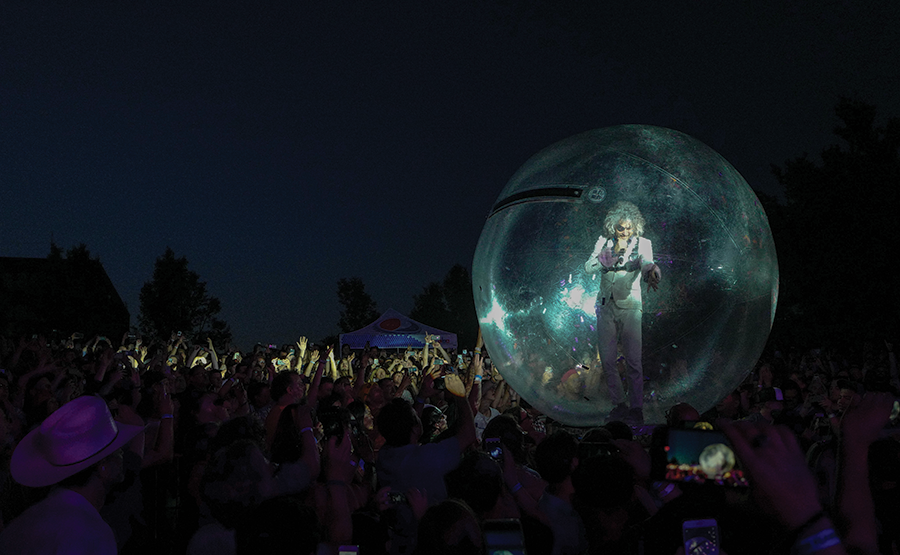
[584,201,661,426]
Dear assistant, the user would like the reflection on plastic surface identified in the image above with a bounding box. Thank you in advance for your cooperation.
[472,125,778,426]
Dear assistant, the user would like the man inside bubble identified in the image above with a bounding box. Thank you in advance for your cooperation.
[584,201,661,425]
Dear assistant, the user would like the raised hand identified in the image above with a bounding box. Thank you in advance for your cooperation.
[724,422,822,529]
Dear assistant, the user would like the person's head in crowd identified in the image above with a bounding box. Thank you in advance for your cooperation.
[364,382,387,416]
[444,451,503,517]
[333,375,351,395]
[757,362,775,387]
[666,402,701,428]
[187,364,211,391]
[780,380,802,411]
[377,398,421,447]
[340,344,352,359]
[835,379,858,413]
[318,376,334,400]
[0,372,11,404]
[479,380,497,412]
[208,369,224,391]
[808,373,828,398]
[413,499,484,555]
[0,406,12,451]
[182,391,229,426]
[23,372,58,429]
[235,496,319,555]
[752,387,784,423]
[320,391,342,408]
[270,370,303,406]
[421,404,448,444]
[482,414,527,466]
[378,377,397,400]
[581,427,613,444]
[572,455,636,544]
[269,405,307,465]
[201,439,277,529]
[212,415,266,455]
[10,395,144,490]
[603,420,634,441]
[347,400,374,432]
[715,390,742,419]
[246,381,271,410]
[535,429,579,486]
[864,365,892,392]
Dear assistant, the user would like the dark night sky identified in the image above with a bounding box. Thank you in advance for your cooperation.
[2,1,898,348]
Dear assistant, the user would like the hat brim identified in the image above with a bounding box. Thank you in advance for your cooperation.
[11,421,146,488]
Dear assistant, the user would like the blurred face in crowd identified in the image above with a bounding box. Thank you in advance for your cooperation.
[366,386,385,413]
[837,388,855,412]
[29,376,53,406]
[380,378,396,400]
[758,364,774,385]
[716,392,740,416]
[782,388,799,410]
[288,374,306,403]
[189,366,210,389]
[318,381,333,400]
[197,393,229,424]
[251,385,271,408]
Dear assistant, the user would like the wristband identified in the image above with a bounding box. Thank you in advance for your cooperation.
[511,482,523,494]
[652,481,676,499]
[299,427,313,434]
[792,528,840,555]
[474,348,482,355]
[160,414,174,419]
[790,511,827,541]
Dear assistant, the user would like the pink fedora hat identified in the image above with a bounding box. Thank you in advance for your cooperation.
[11,395,145,487]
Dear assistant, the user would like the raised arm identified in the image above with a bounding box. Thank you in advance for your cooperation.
[434,341,452,366]
[837,392,893,554]
[206,338,219,371]
[451,377,477,451]
[307,352,329,408]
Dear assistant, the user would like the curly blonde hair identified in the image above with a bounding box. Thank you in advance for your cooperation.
[602,201,646,239]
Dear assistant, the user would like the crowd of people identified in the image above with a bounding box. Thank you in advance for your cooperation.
[0,330,897,554]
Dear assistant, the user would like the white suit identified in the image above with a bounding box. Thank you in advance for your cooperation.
[584,235,656,408]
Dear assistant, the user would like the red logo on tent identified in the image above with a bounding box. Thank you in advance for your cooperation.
[380,318,401,331]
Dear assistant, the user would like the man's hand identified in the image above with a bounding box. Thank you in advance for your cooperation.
[723,422,822,529]
[645,264,661,291]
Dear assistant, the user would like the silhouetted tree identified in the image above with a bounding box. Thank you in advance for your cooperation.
[337,277,379,332]
[138,248,232,345]
[410,264,479,349]
[772,97,900,342]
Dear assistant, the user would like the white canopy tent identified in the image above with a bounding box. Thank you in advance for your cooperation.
[339,308,458,350]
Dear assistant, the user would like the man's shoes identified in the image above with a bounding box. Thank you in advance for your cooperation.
[627,407,644,427]
[607,403,629,422]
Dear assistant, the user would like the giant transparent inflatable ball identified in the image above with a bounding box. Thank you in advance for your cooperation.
[473,125,778,426]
